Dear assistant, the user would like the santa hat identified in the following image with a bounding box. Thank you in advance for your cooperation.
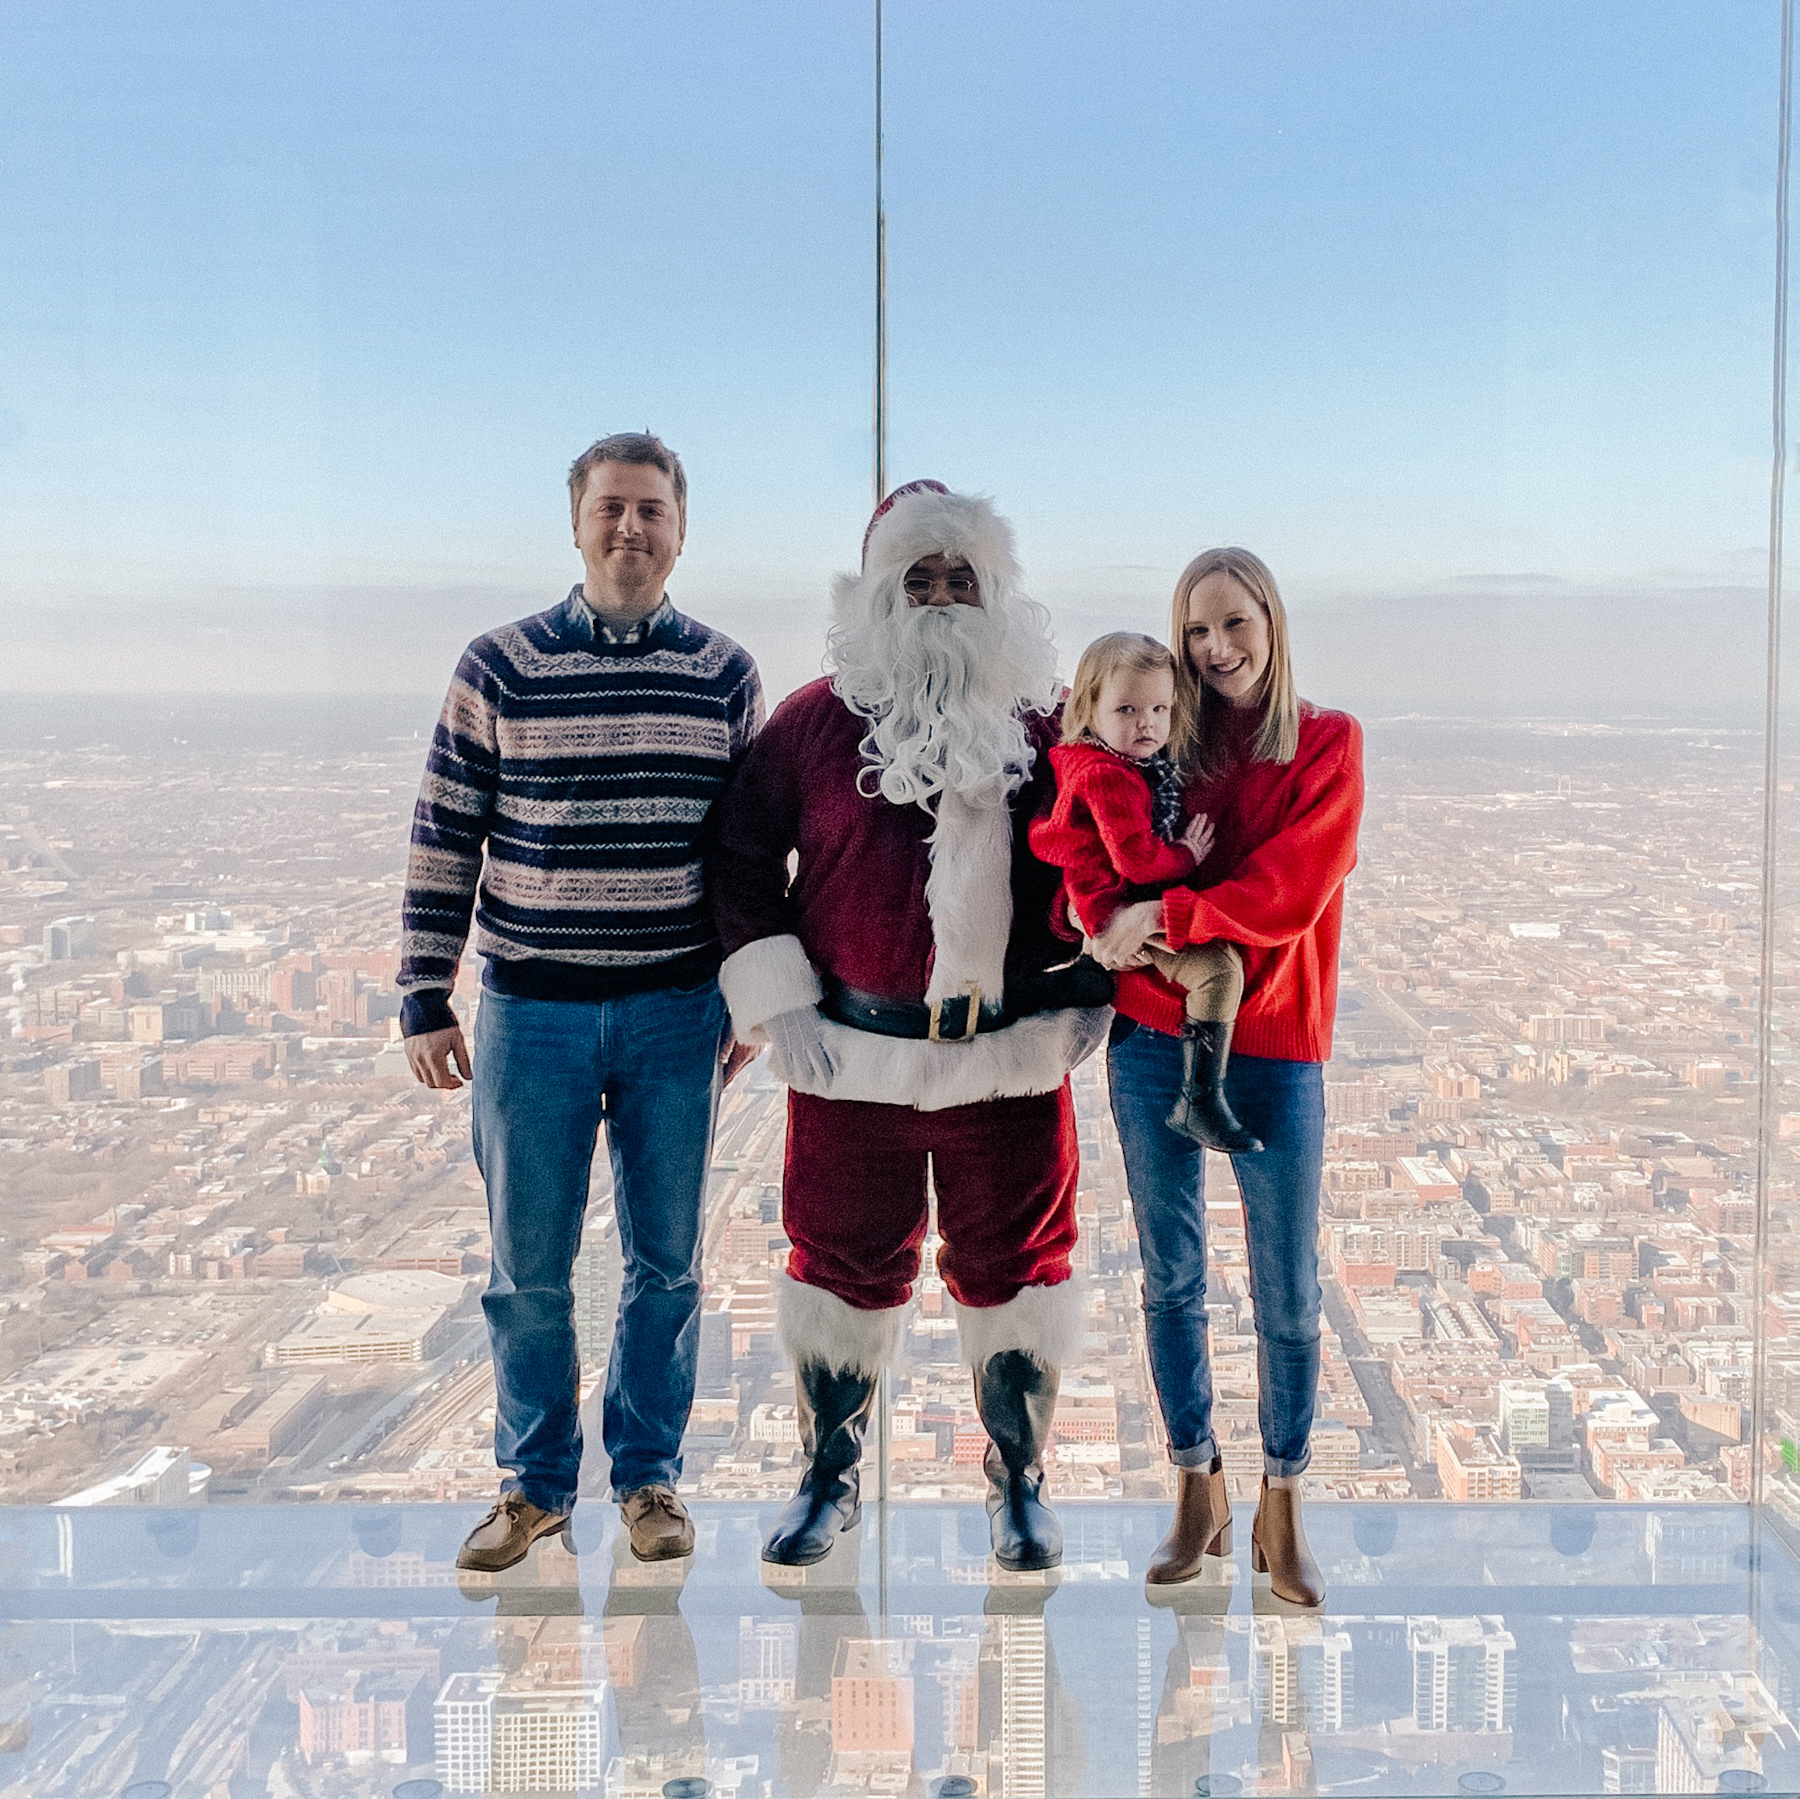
[845,481,1025,620]
[862,478,950,562]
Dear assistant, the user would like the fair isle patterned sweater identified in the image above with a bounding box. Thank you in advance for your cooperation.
[396,589,763,1037]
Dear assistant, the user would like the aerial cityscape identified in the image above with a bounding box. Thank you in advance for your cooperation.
[4,710,1794,1517]
[1,702,1798,1794]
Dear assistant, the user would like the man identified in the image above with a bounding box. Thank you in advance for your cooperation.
[398,433,762,1571]
[710,480,1111,1571]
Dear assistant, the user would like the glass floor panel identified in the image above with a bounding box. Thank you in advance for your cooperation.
[1,1502,1796,1798]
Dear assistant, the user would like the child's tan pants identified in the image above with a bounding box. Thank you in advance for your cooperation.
[1148,938,1243,1023]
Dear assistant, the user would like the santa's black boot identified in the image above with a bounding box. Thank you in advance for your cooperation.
[975,1349,1064,1572]
[762,1362,878,1567]
[1166,1020,1262,1153]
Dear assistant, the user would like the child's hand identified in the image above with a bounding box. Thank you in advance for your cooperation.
[1180,812,1215,863]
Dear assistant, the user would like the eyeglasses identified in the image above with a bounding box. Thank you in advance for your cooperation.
[903,573,979,600]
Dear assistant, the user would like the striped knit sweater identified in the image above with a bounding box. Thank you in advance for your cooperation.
[397,589,763,1037]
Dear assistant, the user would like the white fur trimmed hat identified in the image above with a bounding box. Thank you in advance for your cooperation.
[856,481,1024,597]
[862,477,950,562]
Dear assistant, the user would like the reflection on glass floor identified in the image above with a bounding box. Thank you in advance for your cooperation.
[0,1503,1797,1798]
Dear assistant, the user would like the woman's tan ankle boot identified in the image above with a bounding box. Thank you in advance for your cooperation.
[1250,1478,1325,1606]
[1146,1458,1232,1585]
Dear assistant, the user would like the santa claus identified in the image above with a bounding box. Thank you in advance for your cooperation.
[710,481,1111,1572]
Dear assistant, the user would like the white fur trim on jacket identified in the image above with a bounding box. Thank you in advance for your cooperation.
[718,934,822,1037]
[777,1270,904,1378]
[774,1005,1110,1112]
[953,1279,1086,1374]
[923,787,1013,1008]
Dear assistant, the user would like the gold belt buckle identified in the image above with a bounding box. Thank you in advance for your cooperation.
[927,982,983,1044]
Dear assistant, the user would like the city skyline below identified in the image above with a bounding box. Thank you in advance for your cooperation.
[7,1503,1794,1798]
[4,711,1794,1524]
[4,707,1800,1795]
[5,7,1800,1793]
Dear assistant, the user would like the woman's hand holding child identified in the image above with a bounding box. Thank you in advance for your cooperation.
[1089,898,1166,971]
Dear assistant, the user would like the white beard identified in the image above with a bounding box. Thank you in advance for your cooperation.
[830,599,1060,809]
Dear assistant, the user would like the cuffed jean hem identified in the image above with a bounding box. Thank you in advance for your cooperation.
[1263,1448,1312,1479]
[501,1474,575,1517]
[1170,1438,1222,1469]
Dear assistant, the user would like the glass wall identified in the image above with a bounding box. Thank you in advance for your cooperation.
[0,0,1795,1529]
[1764,19,1800,1541]
[879,0,1790,1509]
[0,0,871,1505]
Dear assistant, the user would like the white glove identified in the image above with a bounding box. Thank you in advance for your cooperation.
[764,1005,839,1087]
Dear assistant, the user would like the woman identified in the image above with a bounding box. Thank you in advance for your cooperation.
[1090,547,1363,1605]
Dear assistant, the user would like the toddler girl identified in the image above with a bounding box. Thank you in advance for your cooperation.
[1031,633,1260,1151]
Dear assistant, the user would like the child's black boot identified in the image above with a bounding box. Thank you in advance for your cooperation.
[1166,1020,1262,1153]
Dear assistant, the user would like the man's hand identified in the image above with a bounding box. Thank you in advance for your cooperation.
[1089,899,1165,971]
[1180,811,1215,864]
[764,1006,839,1086]
[406,1024,473,1090]
[721,1036,761,1087]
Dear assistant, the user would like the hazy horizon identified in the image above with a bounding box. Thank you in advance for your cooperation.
[1,0,1785,710]
[0,577,1772,724]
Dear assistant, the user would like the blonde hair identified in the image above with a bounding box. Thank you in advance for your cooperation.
[1062,632,1193,761]
[1167,547,1299,773]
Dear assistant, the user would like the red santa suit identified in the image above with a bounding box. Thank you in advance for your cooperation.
[712,679,1099,1312]
[708,482,1107,1571]
[711,501,1105,1327]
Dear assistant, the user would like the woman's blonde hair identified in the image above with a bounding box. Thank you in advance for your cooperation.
[1061,632,1193,760]
[1167,546,1299,773]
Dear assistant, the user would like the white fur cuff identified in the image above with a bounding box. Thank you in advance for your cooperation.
[777,1271,904,1378]
[718,934,823,1037]
[953,1279,1086,1374]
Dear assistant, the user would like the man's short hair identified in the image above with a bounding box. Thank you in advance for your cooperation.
[568,433,687,519]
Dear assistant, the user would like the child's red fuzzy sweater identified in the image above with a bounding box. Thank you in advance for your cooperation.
[1028,741,1197,938]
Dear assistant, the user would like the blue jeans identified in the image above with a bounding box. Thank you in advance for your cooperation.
[1107,1027,1324,1476]
[471,979,726,1510]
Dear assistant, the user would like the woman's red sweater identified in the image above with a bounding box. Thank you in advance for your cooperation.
[1027,741,1197,937]
[1113,702,1364,1060]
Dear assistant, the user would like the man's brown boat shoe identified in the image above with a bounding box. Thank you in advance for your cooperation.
[620,1484,695,1562]
[456,1492,572,1573]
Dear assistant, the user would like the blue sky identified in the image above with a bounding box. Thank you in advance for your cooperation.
[0,0,1787,706]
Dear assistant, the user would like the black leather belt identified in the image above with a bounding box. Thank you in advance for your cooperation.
[820,959,1116,1044]
[821,982,1002,1043]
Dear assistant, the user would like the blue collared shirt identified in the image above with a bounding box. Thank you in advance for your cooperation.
[568,585,673,646]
